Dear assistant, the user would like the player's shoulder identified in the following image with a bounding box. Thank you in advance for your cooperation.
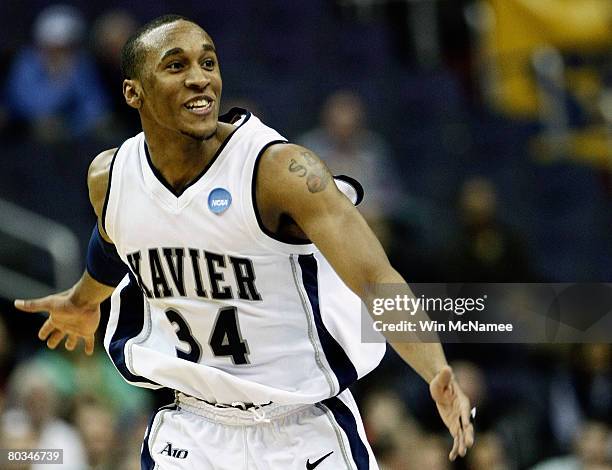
[258,143,303,192]
[256,142,336,221]
[259,143,330,186]
[88,148,118,219]
[88,148,116,179]
[258,142,361,204]
[261,141,303,159]
[259,143,325,176]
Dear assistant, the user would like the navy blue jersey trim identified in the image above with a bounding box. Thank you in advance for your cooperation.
[298,255,358,392]
[320,397,370,469]
[252,140,316,245]
[141,404,177,470]
[101,145,121,234]
[220,107,249,124]
[106,276,159,386]
[144,111,252,198]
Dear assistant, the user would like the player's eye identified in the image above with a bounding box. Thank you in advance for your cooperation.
[166,62,184,71]
[202,58,216,70]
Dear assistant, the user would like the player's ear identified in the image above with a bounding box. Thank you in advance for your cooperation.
[123,79,142,109]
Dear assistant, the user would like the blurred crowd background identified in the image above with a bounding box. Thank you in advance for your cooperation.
[0,1,611,469]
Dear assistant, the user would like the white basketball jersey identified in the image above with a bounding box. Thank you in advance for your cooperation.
[102,109,385,406]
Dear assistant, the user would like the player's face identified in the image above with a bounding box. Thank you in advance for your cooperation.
[139,21,222,140]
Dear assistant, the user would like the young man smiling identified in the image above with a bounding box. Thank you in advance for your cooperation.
[15,15,474,469]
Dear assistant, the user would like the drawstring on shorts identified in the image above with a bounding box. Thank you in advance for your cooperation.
[175,392,306,426]
[248,404,270,423]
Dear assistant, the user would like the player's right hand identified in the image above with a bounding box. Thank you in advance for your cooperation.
[14,292,101,355]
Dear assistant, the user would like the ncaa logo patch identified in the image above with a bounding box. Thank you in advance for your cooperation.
[208,187,232,214]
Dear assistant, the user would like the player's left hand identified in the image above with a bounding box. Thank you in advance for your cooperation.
[430,366,475,461]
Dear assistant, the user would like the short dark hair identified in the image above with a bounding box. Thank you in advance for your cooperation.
[120,14,197,80]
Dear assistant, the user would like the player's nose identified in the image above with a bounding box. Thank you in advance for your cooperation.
[184,66,210,89]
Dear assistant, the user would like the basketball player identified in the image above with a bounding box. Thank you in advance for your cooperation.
[14,15,474,469]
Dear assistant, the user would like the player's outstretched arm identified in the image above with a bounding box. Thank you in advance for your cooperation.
[258,143,474,460]
[14,148,122,354]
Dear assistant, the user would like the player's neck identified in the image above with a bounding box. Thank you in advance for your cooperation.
[144,123,233,193]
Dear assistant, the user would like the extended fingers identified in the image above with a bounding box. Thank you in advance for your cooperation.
[457,424,467,457]
[464,422,475,449]
[84,336,95,356]
[448,408,476,461]
[461,408,475,448]
[14,298,51,313]
[449,425,469,461]
[449,432,460,461]
[38,319,55,341]
[448,416,461,461]
[37,319,93,354]
[40,319,63,348]
[65,334,79,351]
[448,415,474,462]
[46,330,65,349]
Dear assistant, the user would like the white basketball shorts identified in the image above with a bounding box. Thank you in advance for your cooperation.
[141,390,379,469]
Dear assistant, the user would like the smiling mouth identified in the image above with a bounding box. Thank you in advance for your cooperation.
[184,97,214,115]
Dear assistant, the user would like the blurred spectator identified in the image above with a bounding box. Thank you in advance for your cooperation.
[297,90,402,247]
[74,397,120,470]
[115,411,150,470]
[4,360,87,469]
[91,9,140,138]
[530,420,612,470]
[4,4,109,143]
[549,344,612,451]
[361,388,422,469]
[0,410,37,470]
[413,433,452,470]
[446,176,533,281]
[574,421,612,470]
[466,431,513,470]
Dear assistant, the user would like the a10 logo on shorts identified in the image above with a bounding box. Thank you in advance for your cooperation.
[159,442,189,459]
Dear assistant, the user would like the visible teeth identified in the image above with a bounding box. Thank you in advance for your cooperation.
[186,98,211,109]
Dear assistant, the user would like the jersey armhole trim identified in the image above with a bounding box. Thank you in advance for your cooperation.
[333,174,365,206]
[251,140,314,246]
[101,145,122,235]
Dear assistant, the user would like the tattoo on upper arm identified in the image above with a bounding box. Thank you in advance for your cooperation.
[302,152,318,166]
[288,159,307,177]
[287,152,331,193]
